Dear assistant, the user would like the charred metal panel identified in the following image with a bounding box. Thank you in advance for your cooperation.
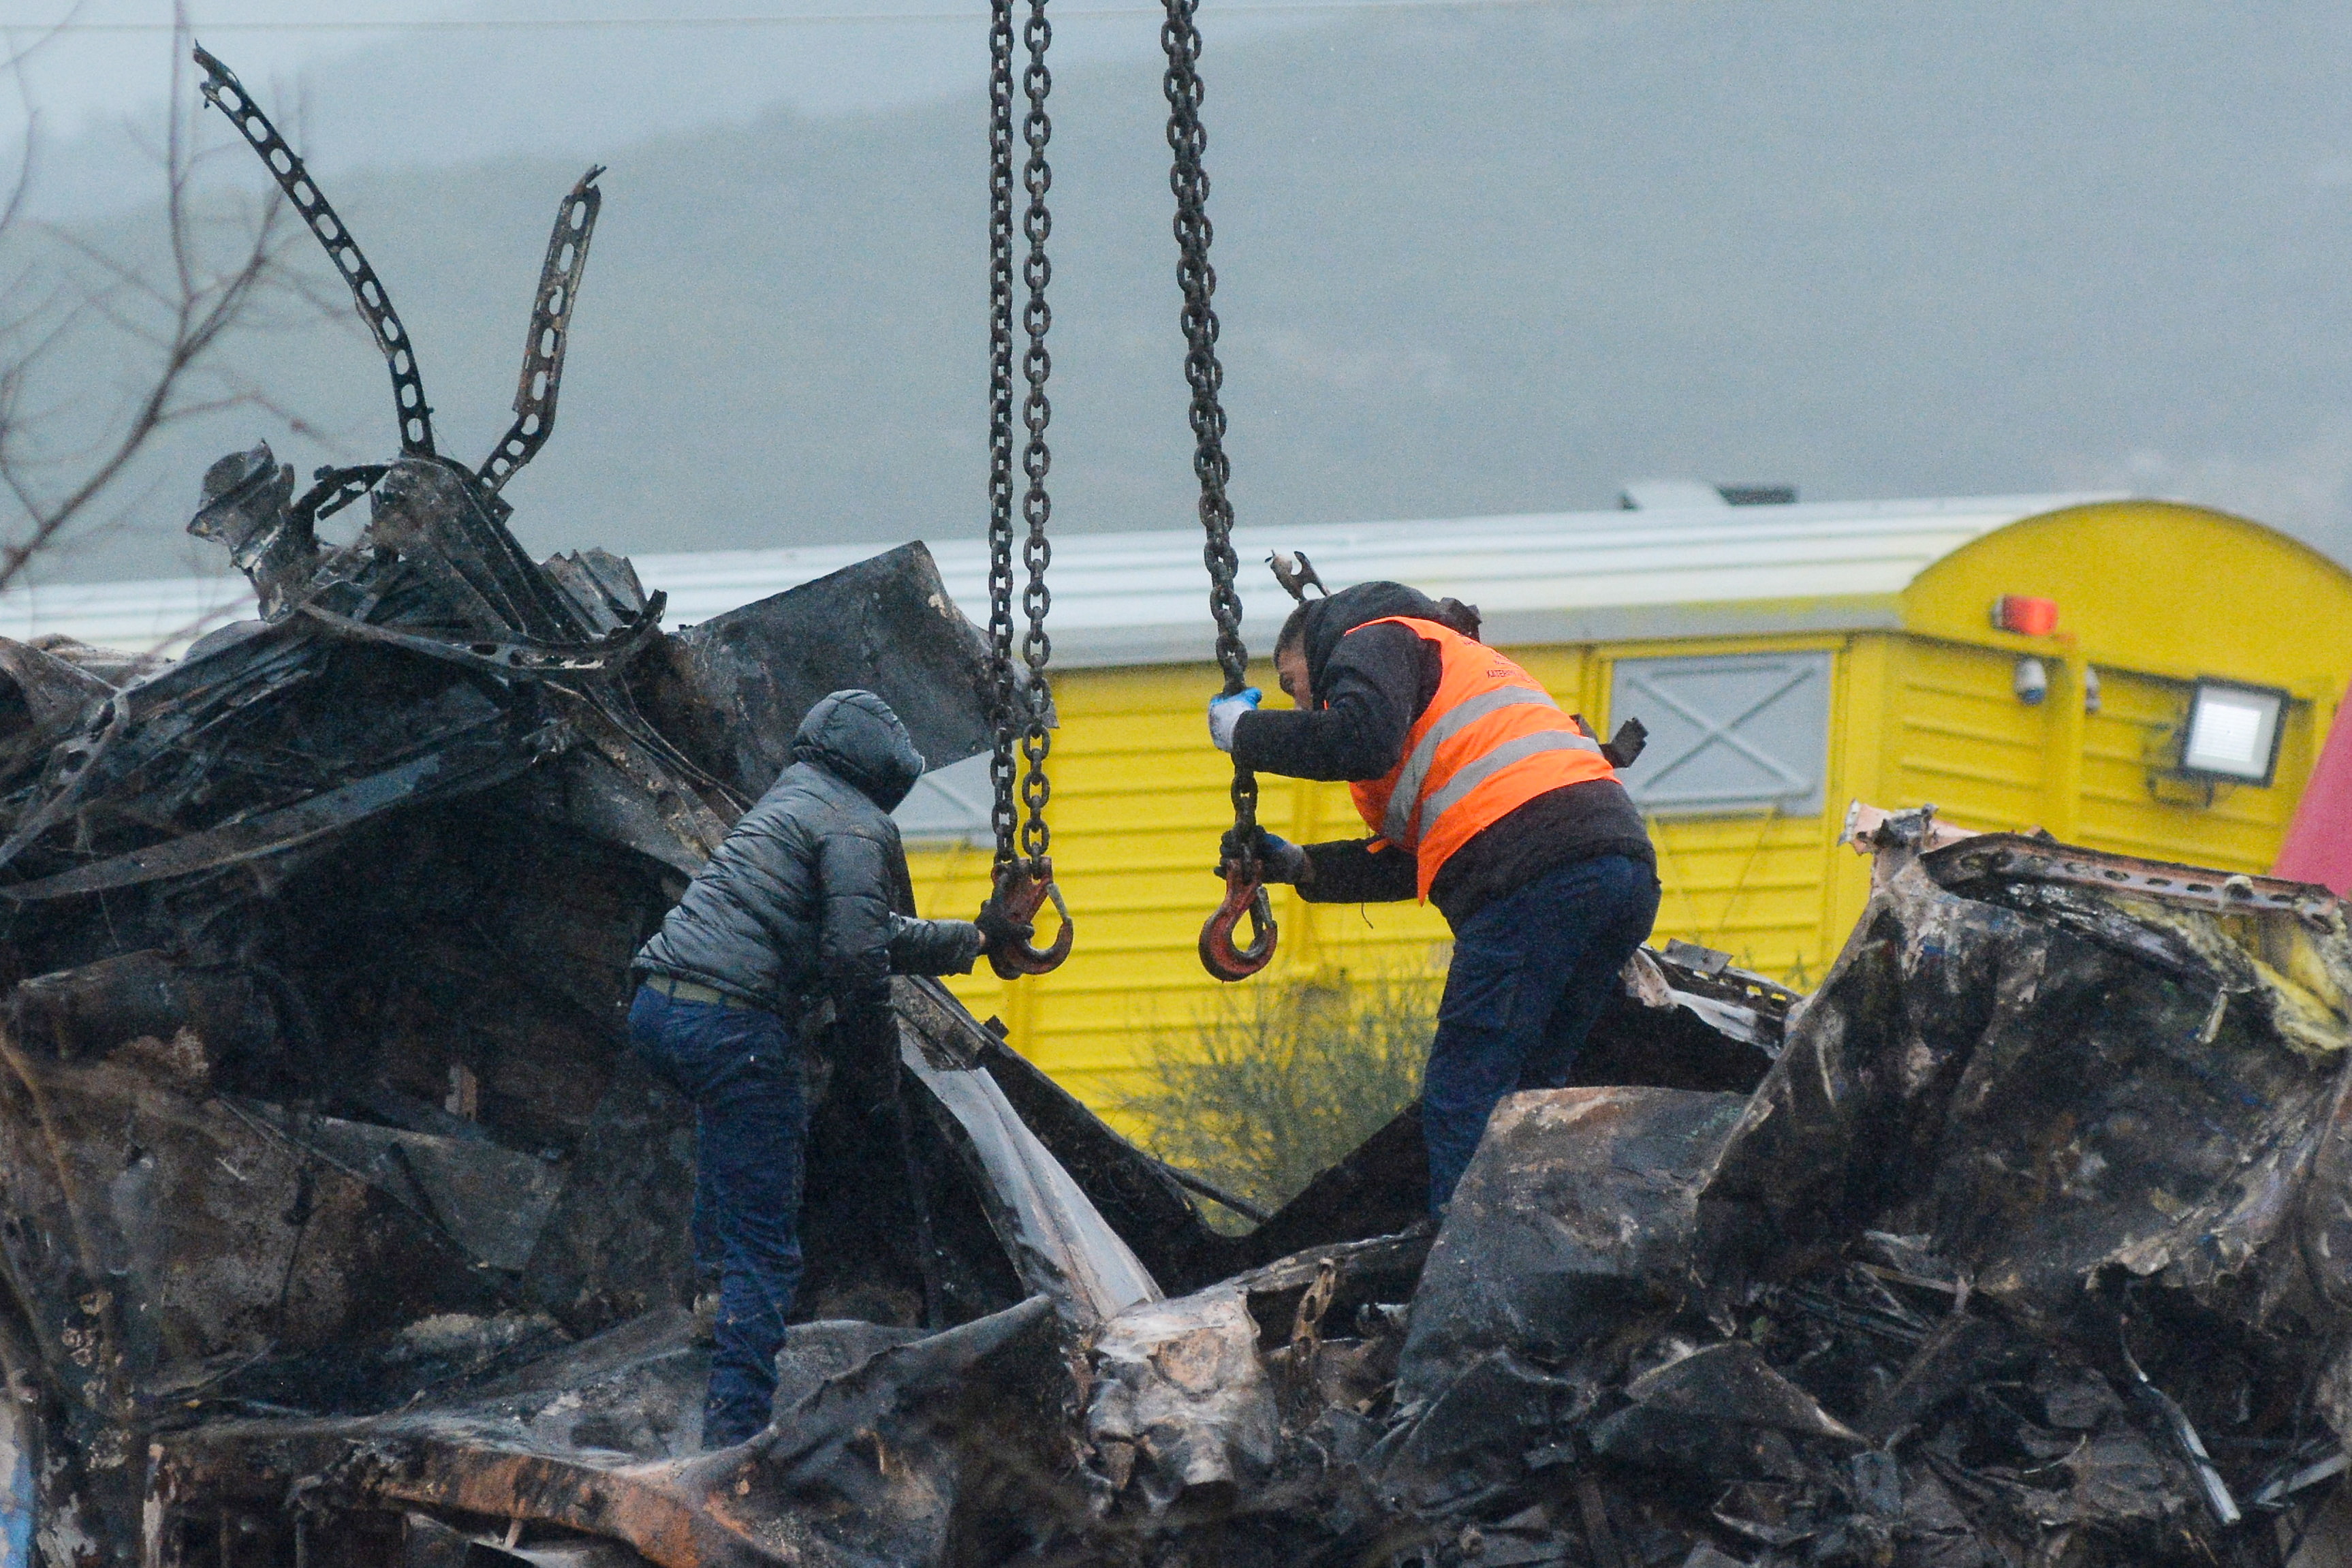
[899,1014,1161,1325]
[636,545,1006,799]
[65,812,2352,1568]
[1398,1088,1748,1408]
[1084,1288,1278,1511]
[905,978,1237,1290]
[1699,822,2352,1334]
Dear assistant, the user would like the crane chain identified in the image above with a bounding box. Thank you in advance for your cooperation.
[1016,0,1056,869]
[985,0,1057,875]
[1161,0,1256,838]
[986,0,1018,868]
[978,0,1073,981]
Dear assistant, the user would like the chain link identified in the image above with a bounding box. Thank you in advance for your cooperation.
[1161,0,1257,835]
[1016,0,1055,870]
[985,0,1021,870]
[988,0,1056,877]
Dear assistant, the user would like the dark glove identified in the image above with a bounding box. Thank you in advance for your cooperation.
[886,912,986,975]
[1218,825,1308,885]
[943,919,987,971]
[975,899,1035,952]
[1602,716,1648,769]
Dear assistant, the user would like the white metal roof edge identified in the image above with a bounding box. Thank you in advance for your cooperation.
[641,491,2108,665]
[0,491,2116,663]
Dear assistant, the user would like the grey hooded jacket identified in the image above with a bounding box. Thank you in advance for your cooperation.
[633,690,984,1019]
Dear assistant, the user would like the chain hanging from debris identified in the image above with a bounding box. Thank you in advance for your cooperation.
[1163,0,1275,981]
[980,0,1073,978]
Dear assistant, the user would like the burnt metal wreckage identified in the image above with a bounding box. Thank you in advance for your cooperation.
[2,48,2351,1568]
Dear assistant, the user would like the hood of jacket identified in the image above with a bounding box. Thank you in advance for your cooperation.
[1293,580,1452,702]
[791,689,927,811]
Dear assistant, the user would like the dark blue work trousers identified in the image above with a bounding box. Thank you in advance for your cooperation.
[1422,854,1661,1214]
[628,984,808,1449]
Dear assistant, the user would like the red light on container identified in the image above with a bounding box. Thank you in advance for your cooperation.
[1991,595,2060,636]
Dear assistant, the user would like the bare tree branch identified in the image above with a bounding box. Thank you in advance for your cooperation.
[0,6,298,601]
[0,0,91,77]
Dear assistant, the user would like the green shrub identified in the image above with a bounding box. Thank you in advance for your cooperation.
[1118,970,1437,1221]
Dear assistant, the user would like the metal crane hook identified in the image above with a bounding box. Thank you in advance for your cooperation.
[984,857,1075,979]
[1199,855,1277,982]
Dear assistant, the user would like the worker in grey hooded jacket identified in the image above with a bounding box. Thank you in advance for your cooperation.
[631,689,1020,1447]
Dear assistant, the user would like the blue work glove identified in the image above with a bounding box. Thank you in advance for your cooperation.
[1206,687,1262,752]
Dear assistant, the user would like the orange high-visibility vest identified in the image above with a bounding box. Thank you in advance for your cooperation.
[1346,617,1616,898]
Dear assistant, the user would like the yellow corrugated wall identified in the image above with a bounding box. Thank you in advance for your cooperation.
[1889,500,2350,874]
[908,657,1457,1116]
[905,499,2352,1125]
[909,631,2336,1125]
[1883,639,2321,871]
[909,635,1869,1116]
[1885,637,2050,834]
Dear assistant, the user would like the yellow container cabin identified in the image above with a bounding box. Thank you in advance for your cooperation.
[866,490,2352,1113]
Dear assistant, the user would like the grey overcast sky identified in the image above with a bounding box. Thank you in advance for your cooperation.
[7,0,2352,587]
[2,0,1317,215]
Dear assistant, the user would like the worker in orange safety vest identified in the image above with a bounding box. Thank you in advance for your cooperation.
[1208,580,1660,1214]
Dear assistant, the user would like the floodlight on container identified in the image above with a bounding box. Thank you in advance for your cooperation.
[1991,595,2060,636]
[2013,657,2048,705]
[2180,680,2289,787]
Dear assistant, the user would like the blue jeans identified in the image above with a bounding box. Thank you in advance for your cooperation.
[1422,855,1661,1214]
[628,984,808,1449]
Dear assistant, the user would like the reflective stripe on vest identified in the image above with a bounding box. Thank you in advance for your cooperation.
[1346,616,1618,899]
[1382,687,1588,845]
